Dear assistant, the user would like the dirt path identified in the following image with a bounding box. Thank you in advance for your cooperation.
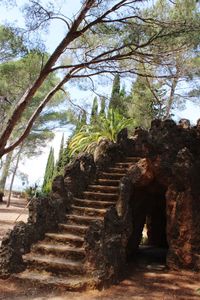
[0,267,199,300]
[0,197,28,245]
[0,198,199,299]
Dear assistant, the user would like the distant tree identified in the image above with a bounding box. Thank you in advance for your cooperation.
[90,96,98,124]
[6,142,24,207]
[75,110,87,132]
[0,24,26,63]
[109,75,128,116]
[55,134,65,175]
[133,0,200,119]
[42,147,55,194]
[0,152,13,191]
[99,96,106,117]
[109,74,120,111]
[127,73,166,128]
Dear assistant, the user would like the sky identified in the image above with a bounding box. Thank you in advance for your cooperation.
[1,0,200,190]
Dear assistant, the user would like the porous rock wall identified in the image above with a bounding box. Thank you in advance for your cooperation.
[127,119,200,270]
[0,118,200,281]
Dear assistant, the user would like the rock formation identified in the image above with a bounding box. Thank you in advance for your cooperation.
[0,118,199,289]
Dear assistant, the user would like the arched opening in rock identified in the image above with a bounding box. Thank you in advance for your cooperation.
[127,180,168,268]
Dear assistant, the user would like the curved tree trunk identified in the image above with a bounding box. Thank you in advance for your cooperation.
[0,0,95,158]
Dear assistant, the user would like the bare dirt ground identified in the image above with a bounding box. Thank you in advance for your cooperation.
[0,198,199,300]
[0,197,28,246]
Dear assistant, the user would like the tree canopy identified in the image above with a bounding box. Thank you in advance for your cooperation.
[0,0,199,158]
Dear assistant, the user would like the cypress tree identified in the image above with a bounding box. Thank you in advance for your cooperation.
[109,74,121,111]
[55,134,65,175]
[42,147,55,193]
[90,96,98,124]
[108,75,128,116]
[76,110,87,131]
[62,143,70,166]
[99,96,106,117]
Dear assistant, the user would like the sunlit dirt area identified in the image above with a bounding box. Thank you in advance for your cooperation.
[0,197,28,246]
[0,267,199,300]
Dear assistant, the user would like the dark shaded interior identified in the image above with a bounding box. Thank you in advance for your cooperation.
[127,180,168,265]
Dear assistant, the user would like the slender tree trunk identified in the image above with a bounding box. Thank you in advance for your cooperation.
[0,151,13,191]
[6,144,23,207]
[164,77,178,120]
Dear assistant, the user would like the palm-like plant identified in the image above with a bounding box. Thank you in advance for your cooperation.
[68,109,135,157]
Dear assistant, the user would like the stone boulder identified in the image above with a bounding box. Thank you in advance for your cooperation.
[64,153,96,196]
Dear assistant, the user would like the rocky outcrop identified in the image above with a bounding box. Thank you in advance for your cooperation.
[126,119,200,270]
[166,148,200,270]
[0,117,200,287]
[84,206,133,287]
[6,155,140,290]
[0,177,70,277]
[64,153,96,197]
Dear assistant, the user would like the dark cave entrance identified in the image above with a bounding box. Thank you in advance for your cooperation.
[127,180,168,267]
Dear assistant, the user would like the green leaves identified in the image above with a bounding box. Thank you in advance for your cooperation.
[0,25,27,63]
[68,109,135,157]
[42,147,55,194]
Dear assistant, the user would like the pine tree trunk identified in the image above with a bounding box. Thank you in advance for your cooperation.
[164,77,178,120]
[0,151,13,191]
[6,144,23,207]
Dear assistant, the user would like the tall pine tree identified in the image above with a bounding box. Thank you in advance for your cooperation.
[42,147,55,194]
[127,76,163,129]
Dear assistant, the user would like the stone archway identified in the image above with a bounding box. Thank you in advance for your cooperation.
[119,158,170,268]
[119,149,200,272]
[126,179,168,263]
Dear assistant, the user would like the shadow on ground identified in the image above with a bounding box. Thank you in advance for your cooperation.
[0,262,199,300]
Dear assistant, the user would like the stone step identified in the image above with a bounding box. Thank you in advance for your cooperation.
[71,205,107,217]
[99,172,126,179]
[13,270,98,291]
[32,243,85,260]
[23,254,84,275]
[87,184,119,193]
[82,191,118,201]
[115,162,133,168]
[58,223,88,235]
[66,214,103,226]
[73,198,116,209]
[45,233,84,247]
[97,178,120,186]
[11,156,143,290]
[108,167,128,173]
[125,156,142,162]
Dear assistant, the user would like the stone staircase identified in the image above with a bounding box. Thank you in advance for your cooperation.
[13,156,140,291]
